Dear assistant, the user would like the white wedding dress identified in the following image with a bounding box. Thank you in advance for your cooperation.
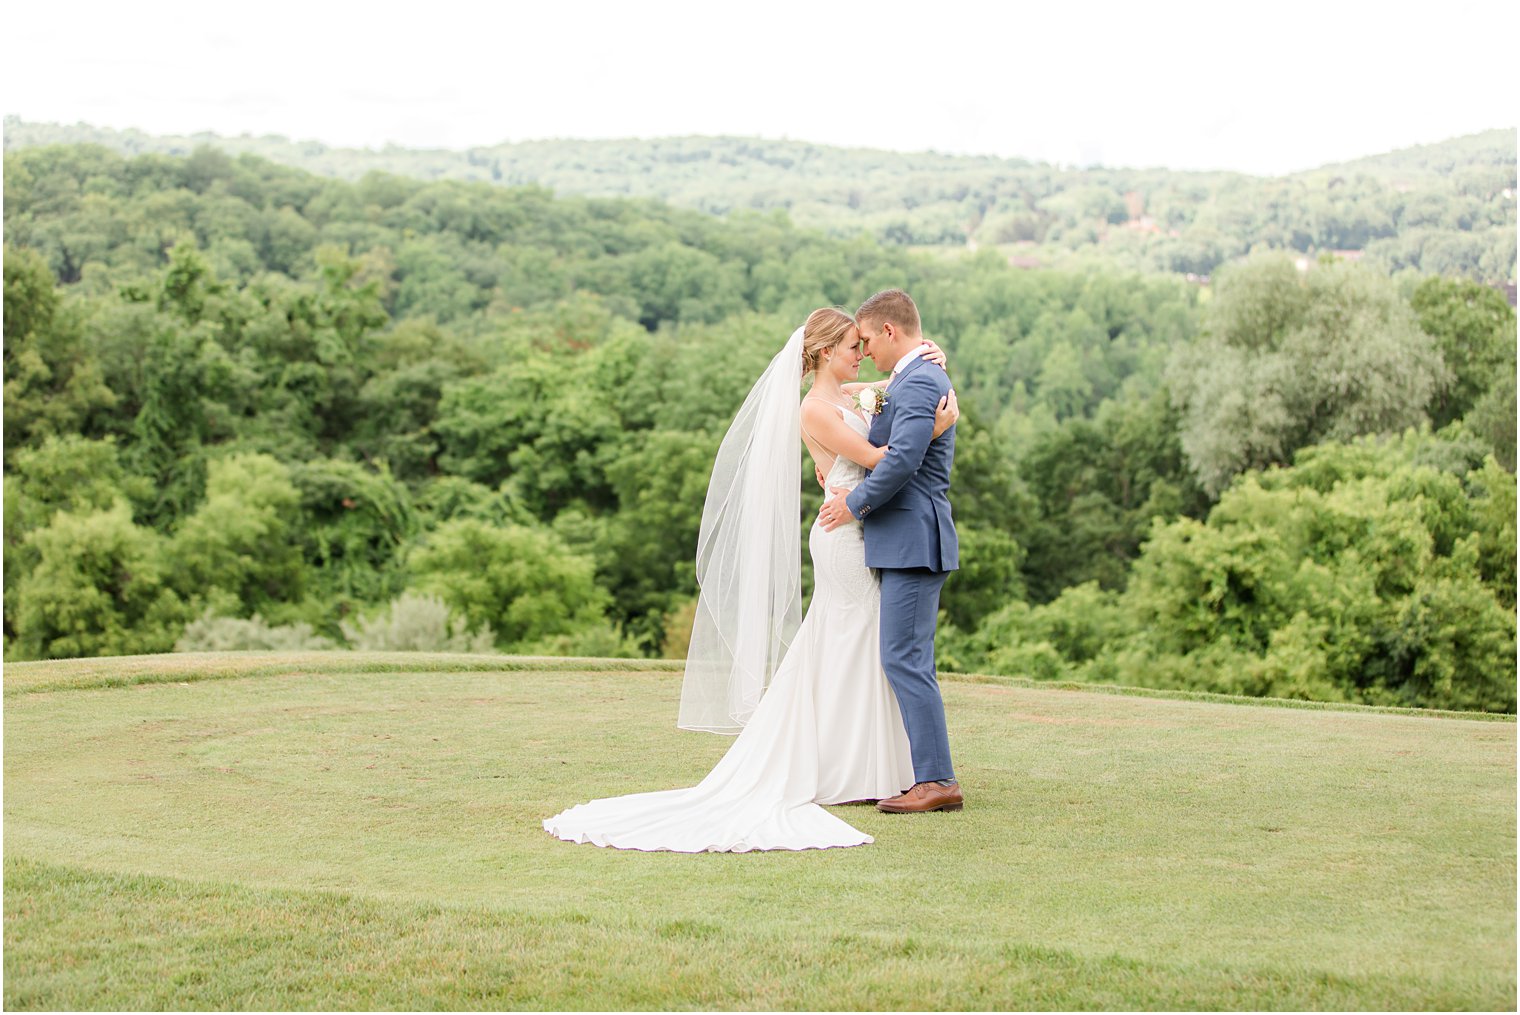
[544,406,914,851]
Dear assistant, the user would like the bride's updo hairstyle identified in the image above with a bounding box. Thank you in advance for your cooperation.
[800,307,857,378]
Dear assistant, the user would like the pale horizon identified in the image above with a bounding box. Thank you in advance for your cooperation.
[2,0,1516,177]
[7,115,1514,178]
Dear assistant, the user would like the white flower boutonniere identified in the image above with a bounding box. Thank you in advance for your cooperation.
[854,387,888,416]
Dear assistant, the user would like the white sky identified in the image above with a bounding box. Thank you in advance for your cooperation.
[3,0,1515,175]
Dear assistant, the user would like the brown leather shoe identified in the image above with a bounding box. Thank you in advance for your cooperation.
[876,781,964,813]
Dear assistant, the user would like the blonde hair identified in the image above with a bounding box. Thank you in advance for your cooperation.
[800,307,857,377]
[856,288,921,338]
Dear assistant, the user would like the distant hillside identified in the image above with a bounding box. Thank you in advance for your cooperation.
[4,118,1514,281]
[1322,129,1517,178]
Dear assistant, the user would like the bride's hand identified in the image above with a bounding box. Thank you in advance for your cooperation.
[932,389,959,438]
[918,340,949,369]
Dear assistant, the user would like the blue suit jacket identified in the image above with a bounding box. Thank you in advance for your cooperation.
[844,356,959,572]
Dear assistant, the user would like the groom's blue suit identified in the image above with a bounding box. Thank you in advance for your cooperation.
[845,356,958,784]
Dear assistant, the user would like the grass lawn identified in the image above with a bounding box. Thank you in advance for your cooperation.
[4,652,1515,1010]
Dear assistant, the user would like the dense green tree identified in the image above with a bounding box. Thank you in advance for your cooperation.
[122,312,219,524]
[940,581,1124,679]
[288,458,416,619]
[10,122,1513,281]
[3,436,148,643]
[165,454,305,617]
[349,318,485,480]
[407,518,618,651]
[954,431,1515,712]
[1018,392,1207,602]
[588,429,721,649]
[1398,274,1518,465]
[435,353,622,515]
[1410,276,1517,441]
[4,435,142,536]
[943,527,1026,635]
[1116,457,1514,711]
[1,141,1511,709]
[935,411,1034,631]
[1169,254,1449,495]
[10,501,187,660]
[3,245,117,462]
[1465,369,1517,472]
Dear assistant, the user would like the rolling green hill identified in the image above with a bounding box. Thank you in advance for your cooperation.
[5,117,1513,279]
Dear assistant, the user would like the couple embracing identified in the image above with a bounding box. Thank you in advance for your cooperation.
[545,289,961,852]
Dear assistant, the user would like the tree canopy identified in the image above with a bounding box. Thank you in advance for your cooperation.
[4,142,1513,712]
[7,119,1514,281]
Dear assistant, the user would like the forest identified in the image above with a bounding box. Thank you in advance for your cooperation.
[6,119,1515,281]
[3,138,1516,712]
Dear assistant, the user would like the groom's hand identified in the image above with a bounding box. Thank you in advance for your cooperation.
[818,487,856,532]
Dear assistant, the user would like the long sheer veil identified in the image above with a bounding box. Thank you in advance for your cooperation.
[677,326,805,733]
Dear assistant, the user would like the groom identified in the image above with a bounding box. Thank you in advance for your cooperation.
[818,289,962,813]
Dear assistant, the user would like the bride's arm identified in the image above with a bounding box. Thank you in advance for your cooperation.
[933,389,959,437]
[802,393,959,471]
[802,400,888,470]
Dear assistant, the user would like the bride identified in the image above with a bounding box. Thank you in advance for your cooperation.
[543,308,957,852]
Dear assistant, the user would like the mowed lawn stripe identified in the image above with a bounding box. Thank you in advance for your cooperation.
[4,655,1514,1010]
[4,857,1498,1011]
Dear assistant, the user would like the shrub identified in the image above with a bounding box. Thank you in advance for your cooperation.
[175,611,337,652]
[407,518,614,651]
[10,501,186,660]
[659,598,699,660]
[957,430,1517,712]
[340,592,496,653]
[519,623,643,659]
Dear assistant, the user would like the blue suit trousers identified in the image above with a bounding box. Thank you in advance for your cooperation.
[878,567,954,784]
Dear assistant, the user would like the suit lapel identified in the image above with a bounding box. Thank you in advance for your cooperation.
[872,357,924,445]
[891,356,928,389]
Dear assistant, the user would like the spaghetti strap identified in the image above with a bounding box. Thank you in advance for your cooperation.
[802,395,852,420]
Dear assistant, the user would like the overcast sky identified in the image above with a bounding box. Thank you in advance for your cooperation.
[3,0,1515,175]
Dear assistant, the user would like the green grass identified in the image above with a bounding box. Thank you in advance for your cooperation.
[5,653,1515,1010]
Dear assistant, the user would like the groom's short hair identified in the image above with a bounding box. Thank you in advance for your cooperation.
[857,289,921,338]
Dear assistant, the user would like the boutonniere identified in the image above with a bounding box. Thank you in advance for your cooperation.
[853,387,888,416]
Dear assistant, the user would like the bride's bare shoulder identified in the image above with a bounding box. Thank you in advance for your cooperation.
[800,397,837,421]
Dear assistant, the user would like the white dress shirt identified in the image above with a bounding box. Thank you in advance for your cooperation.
[890,344,931,380]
